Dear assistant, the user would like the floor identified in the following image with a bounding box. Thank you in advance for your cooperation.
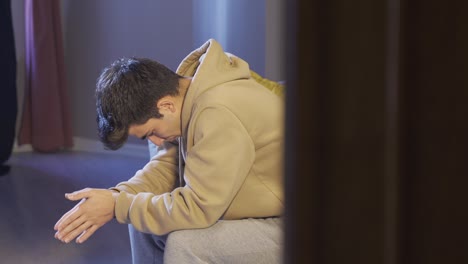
[0,150,148,264]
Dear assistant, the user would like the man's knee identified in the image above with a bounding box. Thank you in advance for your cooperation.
[163,220,283,264]
[164,229,207,263]
[166,229,194,249]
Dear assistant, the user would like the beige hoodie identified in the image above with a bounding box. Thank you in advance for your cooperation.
[113,39,284,235]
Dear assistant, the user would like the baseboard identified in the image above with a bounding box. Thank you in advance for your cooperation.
[13,137,149,159]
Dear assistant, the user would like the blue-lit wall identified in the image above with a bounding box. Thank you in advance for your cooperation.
[193,0,266,76]
[13,0,283,143]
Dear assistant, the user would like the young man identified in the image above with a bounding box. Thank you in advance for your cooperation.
[54,39,284,263]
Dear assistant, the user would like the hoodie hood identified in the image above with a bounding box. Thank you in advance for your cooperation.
[176,39,252,135]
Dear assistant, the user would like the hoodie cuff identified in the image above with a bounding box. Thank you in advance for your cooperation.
[114,191,135,224]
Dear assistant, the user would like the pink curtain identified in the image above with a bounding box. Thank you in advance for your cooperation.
[18,0,73,152]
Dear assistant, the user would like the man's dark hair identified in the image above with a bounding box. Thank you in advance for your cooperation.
[95,57,181,150]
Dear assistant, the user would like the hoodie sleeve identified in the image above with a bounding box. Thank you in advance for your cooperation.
[113,105,255,235]
[112,141,179,216]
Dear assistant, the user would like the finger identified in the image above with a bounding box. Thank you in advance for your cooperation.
[65,188,92,201]
[76,224,100,244]
[55,213,86,240]
[54,198,87,229]
[55,214,87,241]
[61,219,91,243]
[54,204,81,231]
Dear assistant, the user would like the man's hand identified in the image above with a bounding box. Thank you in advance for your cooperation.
[54,188,118,244]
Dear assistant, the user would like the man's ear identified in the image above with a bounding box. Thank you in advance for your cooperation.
[156,96,175,113]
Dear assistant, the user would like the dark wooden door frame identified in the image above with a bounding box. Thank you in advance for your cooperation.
[284,0,468,263]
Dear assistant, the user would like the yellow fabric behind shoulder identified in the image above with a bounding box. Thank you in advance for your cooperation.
[250,70,285,98]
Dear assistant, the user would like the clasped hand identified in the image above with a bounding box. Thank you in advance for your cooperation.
[54,188,118,244]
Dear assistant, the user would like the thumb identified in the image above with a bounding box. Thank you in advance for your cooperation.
[65,188,92,201]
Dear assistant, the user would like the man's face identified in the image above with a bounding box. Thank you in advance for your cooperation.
[128,116,180,147]
[128,95,182,146]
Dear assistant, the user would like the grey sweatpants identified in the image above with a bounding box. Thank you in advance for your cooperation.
[128,218,283,264]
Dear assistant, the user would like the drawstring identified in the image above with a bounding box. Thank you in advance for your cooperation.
[177,137,185,186]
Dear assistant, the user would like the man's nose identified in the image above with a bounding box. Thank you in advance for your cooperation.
[149,135,164,146]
